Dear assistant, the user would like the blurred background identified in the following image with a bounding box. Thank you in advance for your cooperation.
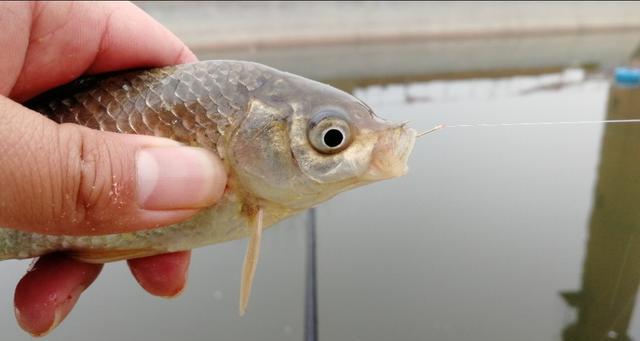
[2,1,640,340]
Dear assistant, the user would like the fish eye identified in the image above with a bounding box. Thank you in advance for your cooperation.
[308,111,352,154]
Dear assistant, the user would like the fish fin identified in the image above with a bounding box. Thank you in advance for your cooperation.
[68,248,157,264]
[239,206,264,316]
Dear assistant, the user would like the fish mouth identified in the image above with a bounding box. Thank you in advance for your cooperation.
[362,125,417,181]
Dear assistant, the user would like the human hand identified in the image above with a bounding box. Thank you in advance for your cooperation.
[0,1,227,336]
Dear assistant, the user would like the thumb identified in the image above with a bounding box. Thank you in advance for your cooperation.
[0,96,226,236]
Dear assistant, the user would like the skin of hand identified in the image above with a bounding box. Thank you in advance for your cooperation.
[0,1,227,336]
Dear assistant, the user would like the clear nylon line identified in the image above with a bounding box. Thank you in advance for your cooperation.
[442,119,640,129]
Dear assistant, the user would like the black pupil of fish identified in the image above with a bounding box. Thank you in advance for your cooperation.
[323,129,344,148]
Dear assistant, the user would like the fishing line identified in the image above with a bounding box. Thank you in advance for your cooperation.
[417,119,640,136]
[445,119,640,128]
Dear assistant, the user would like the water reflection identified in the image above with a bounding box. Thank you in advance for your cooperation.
[562,84,640,341]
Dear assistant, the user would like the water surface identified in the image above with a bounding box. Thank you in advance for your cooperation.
[0,30,639,341]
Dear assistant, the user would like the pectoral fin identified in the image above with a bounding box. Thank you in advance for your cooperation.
[239,206,264,315]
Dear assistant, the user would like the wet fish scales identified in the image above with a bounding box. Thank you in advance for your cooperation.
[1,61,268,261]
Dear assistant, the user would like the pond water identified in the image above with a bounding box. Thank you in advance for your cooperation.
[0,31,639,341]
[319,73,640,341]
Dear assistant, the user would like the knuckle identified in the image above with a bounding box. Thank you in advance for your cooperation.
[57,124,125,229]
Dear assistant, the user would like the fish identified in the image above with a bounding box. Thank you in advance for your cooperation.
[0,60,417,313]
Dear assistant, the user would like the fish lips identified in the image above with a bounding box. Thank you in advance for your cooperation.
[362,126,417,181]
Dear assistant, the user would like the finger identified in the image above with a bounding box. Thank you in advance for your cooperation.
[2,1,197,101]
[14,254,102,337]
[127,251,191,298]
[0,96,227,235]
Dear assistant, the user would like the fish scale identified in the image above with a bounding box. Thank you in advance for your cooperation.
[0,60,275,261]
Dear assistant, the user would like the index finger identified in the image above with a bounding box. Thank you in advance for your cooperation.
[4,1,197,101]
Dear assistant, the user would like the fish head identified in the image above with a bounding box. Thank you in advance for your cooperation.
[228,68,417,210]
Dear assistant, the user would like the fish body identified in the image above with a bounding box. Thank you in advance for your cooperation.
[0,60,416,263]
